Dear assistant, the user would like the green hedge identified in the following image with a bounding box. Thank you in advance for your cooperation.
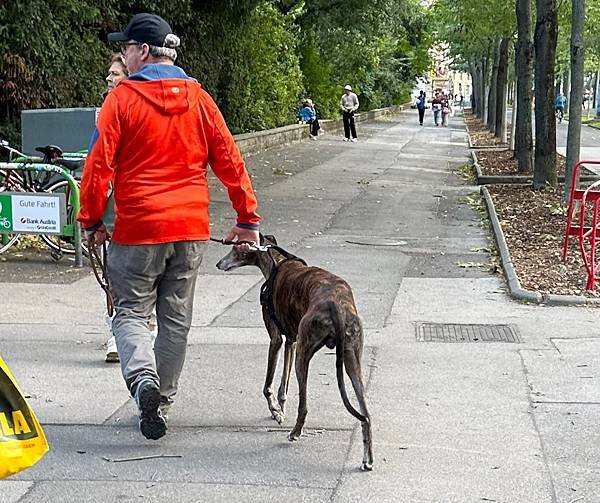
[0,0,430,146]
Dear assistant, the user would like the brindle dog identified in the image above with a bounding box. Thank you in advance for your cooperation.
[216,235,373,471]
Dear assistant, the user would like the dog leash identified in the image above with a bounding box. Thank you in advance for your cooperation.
[88,236,263,319]
[209,237,270,251]
[87,236,114,318]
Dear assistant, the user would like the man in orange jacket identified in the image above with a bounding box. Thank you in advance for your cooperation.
[78,13,260,440]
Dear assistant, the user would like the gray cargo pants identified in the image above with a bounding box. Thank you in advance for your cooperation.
[106,241,206,404]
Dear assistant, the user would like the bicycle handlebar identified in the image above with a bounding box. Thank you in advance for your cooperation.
[0,140,27,160]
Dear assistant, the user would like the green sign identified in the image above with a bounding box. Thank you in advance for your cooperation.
[0,194,12,232]
[0,193,65,235]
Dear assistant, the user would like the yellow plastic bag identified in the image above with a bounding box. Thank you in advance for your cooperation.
[0,356,48,479]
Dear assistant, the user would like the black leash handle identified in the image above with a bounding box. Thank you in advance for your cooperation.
[87,236,114,318]
[210,237,259,246]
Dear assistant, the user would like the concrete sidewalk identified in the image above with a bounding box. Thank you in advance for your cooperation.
[2,110,599,502]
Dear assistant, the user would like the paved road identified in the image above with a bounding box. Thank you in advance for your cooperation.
[556,113,600,162]
[1,110,599,502]
[506,107,600,163]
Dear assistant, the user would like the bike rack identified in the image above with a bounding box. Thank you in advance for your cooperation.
[562,160,600,289]
[0,161,83,267]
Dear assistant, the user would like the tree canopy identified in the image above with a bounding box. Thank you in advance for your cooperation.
[0,0,431,143]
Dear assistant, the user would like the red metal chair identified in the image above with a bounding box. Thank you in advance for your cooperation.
[562,160,600,289]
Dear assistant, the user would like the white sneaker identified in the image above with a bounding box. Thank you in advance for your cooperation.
[343,137,349,142]
[105,335,119,363]
[310,135,318,141]
[351,138,358,142]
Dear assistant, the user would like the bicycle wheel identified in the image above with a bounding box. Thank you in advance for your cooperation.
[0,233,19,254]
[40,180,88,256]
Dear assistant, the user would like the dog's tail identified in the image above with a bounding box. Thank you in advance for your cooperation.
[329,301,368,423]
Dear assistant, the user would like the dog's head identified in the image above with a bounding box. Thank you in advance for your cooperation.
[216,234,277,272]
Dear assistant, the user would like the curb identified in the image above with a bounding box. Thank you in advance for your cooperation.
[464,116,508,150]
[481,186,600,306]
[467,127,474,149]
[472,151,600,185]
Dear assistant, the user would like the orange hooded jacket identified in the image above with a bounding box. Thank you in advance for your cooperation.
[78,64,260,244]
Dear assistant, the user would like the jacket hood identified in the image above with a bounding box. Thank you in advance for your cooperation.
[120,64,201,115]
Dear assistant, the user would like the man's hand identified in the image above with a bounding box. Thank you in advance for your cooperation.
[225,225,260,251]
[86,223,110,246]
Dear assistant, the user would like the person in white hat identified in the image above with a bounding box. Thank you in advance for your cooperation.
[340,85,359,142]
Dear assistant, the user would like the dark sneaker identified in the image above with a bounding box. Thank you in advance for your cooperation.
[136,380,167,440]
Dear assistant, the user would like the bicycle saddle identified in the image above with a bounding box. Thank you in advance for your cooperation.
[36,145,63,159]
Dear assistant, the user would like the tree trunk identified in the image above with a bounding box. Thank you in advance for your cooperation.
[595,69,600,116]
[563,69,570,115]
[470,61,479,116]
[495,38,509,139]
[510,81,517,150]
[482,55,489,124]
[565,0,585,203]
[533,0,558,189]
[515,0,534,174]
[487,40,500,130]
[593,72,598,111]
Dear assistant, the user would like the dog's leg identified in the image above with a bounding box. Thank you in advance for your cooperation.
[344,346,374,471]
[288,344,309,441]
[263,324,285,424]
[277,339,296,416]
[288,331,320,441]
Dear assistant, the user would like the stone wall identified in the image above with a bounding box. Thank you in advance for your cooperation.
[234,105,405,156]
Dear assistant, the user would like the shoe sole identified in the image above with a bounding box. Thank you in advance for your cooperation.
[105,352,119,363]
[138,384,167,440]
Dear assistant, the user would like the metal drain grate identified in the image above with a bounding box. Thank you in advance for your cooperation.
[416,323,521,343]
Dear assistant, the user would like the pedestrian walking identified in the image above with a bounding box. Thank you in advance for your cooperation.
[78,13,260,441]
[416,91,426,126]
[431,92,442,126]
[101,54,128,364]
[340,84,359,142]
[441,94,451,127]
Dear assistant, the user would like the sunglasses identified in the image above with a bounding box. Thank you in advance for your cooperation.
[120,42,142,55]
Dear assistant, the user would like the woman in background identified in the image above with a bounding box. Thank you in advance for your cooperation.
[102,54,128,363]
[105,54,128,95]
[299,98,320,140]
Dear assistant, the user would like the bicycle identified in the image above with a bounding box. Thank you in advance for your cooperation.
[0,141,87,258]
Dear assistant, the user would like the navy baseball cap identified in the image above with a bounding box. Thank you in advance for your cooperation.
[108,13,172,46]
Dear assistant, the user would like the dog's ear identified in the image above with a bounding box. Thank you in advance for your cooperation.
[263,234,277,246]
